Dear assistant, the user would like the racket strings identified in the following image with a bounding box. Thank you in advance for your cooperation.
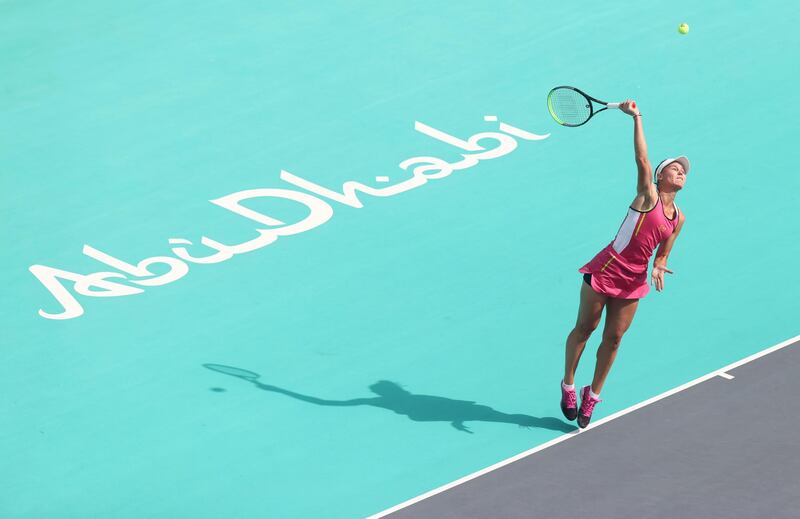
[548,88,591,126]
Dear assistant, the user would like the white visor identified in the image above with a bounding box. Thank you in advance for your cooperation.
[654,156,690,183]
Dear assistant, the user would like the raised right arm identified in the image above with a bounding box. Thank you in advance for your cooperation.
[620,100,651,193]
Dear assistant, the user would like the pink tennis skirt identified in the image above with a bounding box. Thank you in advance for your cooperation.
[579,247,650,299]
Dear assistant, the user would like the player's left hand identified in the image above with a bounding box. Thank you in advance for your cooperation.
[651,265,674,292]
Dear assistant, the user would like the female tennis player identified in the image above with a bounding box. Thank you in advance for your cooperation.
[560,100,689,428]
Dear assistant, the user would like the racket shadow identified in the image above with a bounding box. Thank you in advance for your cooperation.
[203,364,576,434]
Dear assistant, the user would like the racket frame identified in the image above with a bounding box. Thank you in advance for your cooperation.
[547,86,621,127]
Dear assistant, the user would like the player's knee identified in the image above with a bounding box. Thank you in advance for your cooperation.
[603,333,623,349]
[574,322,598,341]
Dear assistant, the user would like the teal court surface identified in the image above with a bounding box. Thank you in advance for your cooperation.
[2,2,799,518]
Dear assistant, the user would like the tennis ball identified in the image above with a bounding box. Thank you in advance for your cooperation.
[678,23,689,34]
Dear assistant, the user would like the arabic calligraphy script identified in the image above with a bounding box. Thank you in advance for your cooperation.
[30,117,549,320]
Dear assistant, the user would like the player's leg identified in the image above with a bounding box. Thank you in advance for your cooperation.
[563,278,608,385]
[590,296,640,394]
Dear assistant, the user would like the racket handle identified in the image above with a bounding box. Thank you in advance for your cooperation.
[607,102,621,109]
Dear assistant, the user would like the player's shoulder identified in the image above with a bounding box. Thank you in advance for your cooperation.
[674,205,686,228]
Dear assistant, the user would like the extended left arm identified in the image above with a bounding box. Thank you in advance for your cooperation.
[651,213,685,291]
[654,212,686,268]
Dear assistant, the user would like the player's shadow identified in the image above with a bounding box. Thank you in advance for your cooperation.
[204,364,576,434]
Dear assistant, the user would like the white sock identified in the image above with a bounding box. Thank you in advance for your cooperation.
[561,379,575,390]
[589,388,601,400]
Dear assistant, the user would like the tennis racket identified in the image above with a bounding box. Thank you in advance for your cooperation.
[547,86,630,127]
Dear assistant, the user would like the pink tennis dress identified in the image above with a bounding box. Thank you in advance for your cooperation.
[579,197,680,299]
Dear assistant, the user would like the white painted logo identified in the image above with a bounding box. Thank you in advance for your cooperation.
[30,117,549,320]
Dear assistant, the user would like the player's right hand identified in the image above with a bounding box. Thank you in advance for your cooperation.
[620,99,640,117]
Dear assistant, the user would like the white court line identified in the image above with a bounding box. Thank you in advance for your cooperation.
[718,372,735,380]
[367,333,799,519]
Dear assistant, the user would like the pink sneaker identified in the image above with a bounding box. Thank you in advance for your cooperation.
[560,381,577,421]
[577,385,602,429]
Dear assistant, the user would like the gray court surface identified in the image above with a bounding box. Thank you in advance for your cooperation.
[385,340,800,519]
